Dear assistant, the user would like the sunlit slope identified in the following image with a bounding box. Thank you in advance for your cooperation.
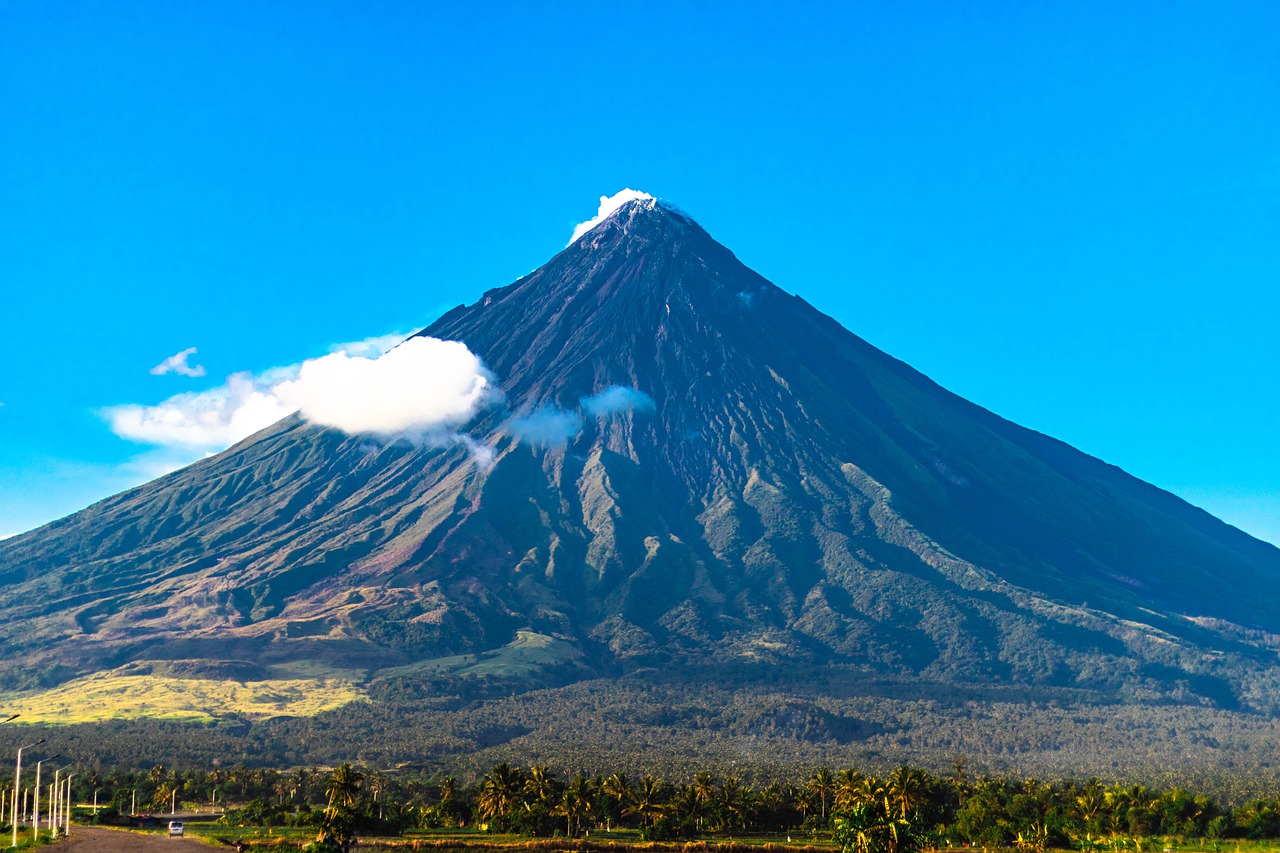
[3,665,364,723]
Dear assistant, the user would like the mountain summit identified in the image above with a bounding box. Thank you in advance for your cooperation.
[4,197,1280,720]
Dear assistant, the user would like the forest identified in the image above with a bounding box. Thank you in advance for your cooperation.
[25,759,1280,853]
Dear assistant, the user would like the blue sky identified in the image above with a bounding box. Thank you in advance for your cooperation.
[2,2,1278,544]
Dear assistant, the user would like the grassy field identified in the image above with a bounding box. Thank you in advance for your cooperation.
[0,670,365,723]
[142,822,844,851]
[105,822,1280,853]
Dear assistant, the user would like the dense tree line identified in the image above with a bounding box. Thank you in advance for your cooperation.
[11,670,1280,802]
[45,760,1280,851]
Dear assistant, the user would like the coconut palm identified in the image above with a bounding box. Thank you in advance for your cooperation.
[670,784,704,834]
[887,766,925,819]
[478,763,526,830]
[693,771,716,830]
[601,773,633,829]
[553,775,594,837]
[809,767,835,819]
[324,764,364,812]
[834,769,868,811]
[319,764,365,847]
[623,776,669,828]
[525,765,561,810]
[718,776,748,832]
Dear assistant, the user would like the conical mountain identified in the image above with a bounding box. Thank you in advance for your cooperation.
[3,198,1279,718]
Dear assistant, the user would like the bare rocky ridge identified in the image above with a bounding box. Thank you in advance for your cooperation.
[3,198,1280,717]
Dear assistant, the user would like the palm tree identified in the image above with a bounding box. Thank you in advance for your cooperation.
[670,784,704,834]
[718,776,748,832]
[554,775,594,837]
[320,764,365,847]
[887,766,925,820]
[525,766,561,810]
[152,781,177,812]
[624,776,669,829]
[602,773,633,830]
[325,764,364,812]
[809,768,835,819]
[693,772,716,830]
[287,768,310,806]
[478,763,526,830]
[834,768,867,812]
[1075,782,1106,831]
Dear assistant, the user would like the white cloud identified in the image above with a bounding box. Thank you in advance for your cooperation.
[105,336,499,453]
[570,188,654,244]
[275,337,497,435]
[582,386,656,417]
[107,372,294,450]
[510,406,583,447]
[150,346,207,378]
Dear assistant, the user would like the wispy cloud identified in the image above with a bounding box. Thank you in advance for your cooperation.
[105,336,499,453]
[510,406,583,447]
[582,386,656,417]
[107,373,294,450]
[570,188,653,244]
[150,346,206,377]
[507,386,656,448]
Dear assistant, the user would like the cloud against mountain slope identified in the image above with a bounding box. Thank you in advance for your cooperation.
[275,337,497,435]
[150,347,207,377]
[508,386,654,447]
[106,336,497,451]
[582,386,655,416]
[570,189,653,244]
[510,406,583,447]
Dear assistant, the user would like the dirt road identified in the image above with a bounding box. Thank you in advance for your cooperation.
[54,826,214,850]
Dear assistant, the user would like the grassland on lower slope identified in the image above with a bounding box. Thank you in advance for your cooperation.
[0,668,365,723]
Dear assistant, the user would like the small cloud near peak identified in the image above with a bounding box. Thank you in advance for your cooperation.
[150,347,207,378]
[570,189,654,244]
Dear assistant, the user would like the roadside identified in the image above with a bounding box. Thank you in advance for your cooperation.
[52,825,216,851]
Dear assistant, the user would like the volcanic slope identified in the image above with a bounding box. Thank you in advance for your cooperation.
[3,198,1280,719]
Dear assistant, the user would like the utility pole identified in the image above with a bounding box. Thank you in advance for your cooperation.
[12,738,46,848]
[64,773,74,837]
[51,770,60,839]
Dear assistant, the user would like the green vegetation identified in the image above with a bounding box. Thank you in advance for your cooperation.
[14,669,1280,801]
[51,760,1280,853]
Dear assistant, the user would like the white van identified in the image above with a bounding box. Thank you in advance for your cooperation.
[168,820,184,837]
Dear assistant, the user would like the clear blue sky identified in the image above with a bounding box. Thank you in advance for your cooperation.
[2,2,1278,544]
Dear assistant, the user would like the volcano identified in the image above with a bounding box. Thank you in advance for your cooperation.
[4,197,1280,727]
